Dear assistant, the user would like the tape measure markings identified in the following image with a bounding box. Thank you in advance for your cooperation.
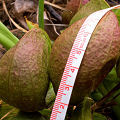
[50,5,120,120]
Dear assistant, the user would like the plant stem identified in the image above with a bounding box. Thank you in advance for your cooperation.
[98,82,108,96]
[0,33,15,50]
[91,82,120,111]
[38,0,44,29]
[0,22,19,44]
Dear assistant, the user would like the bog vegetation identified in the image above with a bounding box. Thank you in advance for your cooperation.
[0,0,120,120]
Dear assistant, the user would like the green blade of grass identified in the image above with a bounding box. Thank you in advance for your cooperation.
[0,33,15,50]
[0,21,19,44]
[38,0,44,29]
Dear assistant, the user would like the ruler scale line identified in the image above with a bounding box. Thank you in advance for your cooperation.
[50,5,120,120]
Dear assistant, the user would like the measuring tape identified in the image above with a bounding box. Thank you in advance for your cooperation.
[50,4,120,120]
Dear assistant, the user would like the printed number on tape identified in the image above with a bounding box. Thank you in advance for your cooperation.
[50,4,120,120]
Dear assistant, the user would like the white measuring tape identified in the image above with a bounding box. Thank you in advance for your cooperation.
[50,5,120,120]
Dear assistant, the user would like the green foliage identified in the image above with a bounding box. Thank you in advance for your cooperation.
[0,22,19,44]
[112,9,120,25]
[0,102,51,120]
[91,67,120,120]
[93,112,107,120]
[0,102,19,120]
[105,67,120,82]
[38,0,44,29]
[40,109,51,120]
[103,69,120,120]
[71,97,93,120]
[45,82,55,107]
[25,17,39,30]
[70,0,109,25]
[91,90,103,101]
[0,22,19,50]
